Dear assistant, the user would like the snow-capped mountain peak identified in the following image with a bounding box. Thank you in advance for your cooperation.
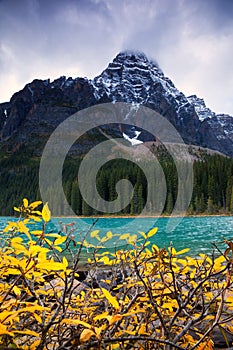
[0,50,233,158]
[91,51,190,120]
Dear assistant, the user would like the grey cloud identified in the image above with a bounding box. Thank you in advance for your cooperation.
[0,0,232,115]
[180,0,233,37]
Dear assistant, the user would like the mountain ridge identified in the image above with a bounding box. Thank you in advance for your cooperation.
[0,51,232,157]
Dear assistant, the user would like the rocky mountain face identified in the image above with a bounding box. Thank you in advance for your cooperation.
[0,51,232,157]
[187,95,233,155]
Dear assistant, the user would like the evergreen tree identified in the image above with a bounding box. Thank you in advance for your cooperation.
[230,186,233,213]
[82,198,92,216]
[165,192,173,214]
[71,181,82,215]
[207,197,214,214]
[137,184,145,213]
[130,184,139,214]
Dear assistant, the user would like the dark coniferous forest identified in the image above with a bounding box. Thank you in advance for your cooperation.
[0,145,233,216]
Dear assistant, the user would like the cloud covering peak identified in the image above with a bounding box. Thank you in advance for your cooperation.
[0,0,232,115]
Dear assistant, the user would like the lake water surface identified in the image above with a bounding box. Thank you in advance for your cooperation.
[1,216,233,256]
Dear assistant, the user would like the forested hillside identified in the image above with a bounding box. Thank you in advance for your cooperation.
[0,146,233,216]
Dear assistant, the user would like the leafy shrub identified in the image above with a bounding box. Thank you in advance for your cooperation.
[0,199,233,349]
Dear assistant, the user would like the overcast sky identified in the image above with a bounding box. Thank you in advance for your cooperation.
[0,0,232,115]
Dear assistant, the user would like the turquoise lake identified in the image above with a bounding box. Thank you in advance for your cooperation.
[1,216,233,257]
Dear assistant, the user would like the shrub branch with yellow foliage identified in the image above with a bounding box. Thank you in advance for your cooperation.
[0,199,233,349]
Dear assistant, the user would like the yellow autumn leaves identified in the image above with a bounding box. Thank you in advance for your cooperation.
[0,198,233,349]
[42,202,51,222]
[13,198,50,222]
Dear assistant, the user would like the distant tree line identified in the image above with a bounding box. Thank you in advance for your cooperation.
[0,148,233,216]
[63,154,233,216]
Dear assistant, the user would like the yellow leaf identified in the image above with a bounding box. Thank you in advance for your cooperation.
[54,236,67,245]
[54,246,62,252]
[199,253,212,264]
[31,230,43,236]
[29,200,42,209]
[175,248,190,255]
[13,286,21,296]
[45,233,60,238]
[29,245,49,257]
[197,339,214,350]
[93,312,109,321]
[138,231,147,239]
[94,325,106,339]
[162,302,174,312]
[18,221,31,240]
[100,235,110,243]
[214,255,226,268]
[42,202,51,222]
[127,234,137,244]
[98,256,110,265]
[38,250,47,262]
[80,328,96,342]
[33,313,42,323]
[138,324,150,335]
[23,198,29,208]
[119,233,130,240]
[31,210,42,215]
[107,314,123,325]
[0,310,17,322]
[30,340,41,348]
[147,227,158,238]
[102,288,119,309]
[11,237,23,244]
[124,330,135,335]
[19,305,47,313]
[90,230,100,238]
[63,256,68,269]
[152,244,160,252]
[49,260,67,271]
[4,268,20,275]
[14,207,20,212]
[18,221,28,233]
[30,215,42,222]
[0,323,14,336]
[106,231,113,239]
[168,246,177,255]
[11,238,27,253]
[44,238,53,246]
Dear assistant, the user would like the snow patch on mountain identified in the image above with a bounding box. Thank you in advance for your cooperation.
[187,95,215,121]
[123,131,143,146]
